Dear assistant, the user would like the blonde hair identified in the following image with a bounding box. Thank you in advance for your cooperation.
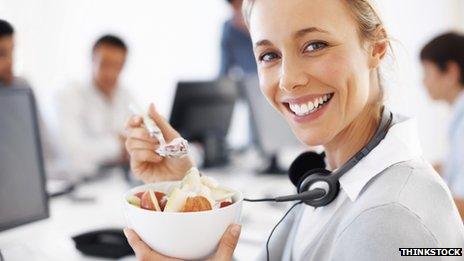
[242,0,388,117]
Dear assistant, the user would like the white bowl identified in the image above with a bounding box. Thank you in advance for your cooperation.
[123,181,243,260]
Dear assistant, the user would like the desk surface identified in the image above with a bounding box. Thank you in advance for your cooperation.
[0,168,295,260]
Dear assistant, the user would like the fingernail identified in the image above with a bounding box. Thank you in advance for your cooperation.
[230,224,241,237]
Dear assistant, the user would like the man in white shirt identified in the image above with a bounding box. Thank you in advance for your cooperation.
[56,35,134,177]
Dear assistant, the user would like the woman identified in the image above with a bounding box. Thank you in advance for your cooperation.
[124,0,464,260]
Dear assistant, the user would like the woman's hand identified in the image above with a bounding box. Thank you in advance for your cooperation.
[125,103,195,183]
[124,224,241,261]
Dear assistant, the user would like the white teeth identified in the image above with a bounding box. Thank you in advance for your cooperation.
[288,94,332,116]
[307,101,314,111]
[290,103,296,112]
[301,104,308,114]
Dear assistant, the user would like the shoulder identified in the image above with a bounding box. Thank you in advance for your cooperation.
[332,203,439,261]
[340,159,464,249]
[357,159,453,214]
[12,76,32,88]
[221,20,234,39]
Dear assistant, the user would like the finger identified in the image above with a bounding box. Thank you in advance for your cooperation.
[126,139,157,151]
[212,224,241,261]
[127,127,157,143]
[130,149,164,163]
[148,103,181,141]
[126,115,143,129]
[124,228,175,261]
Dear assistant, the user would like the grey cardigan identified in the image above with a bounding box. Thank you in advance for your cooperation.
[257,159,464,261]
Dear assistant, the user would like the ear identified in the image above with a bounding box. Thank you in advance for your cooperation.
[445,61,461,85]
[368,26,388,69]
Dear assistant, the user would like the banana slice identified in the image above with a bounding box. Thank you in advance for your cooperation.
[210,187,235,202]
[164,188,188,212]
[127,195,141,207]
[181,168,202,189]
[200,175,219,189]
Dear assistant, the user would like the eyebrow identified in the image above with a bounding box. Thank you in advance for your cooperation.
[254,27,329,48]
[255,39,272,47]
[294,27,329,38]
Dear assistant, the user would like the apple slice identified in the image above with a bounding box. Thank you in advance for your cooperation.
[164,188,188,212]
[149,189,162,211]
[134,192,144,199]
[220,201,233,208]
[155,192,167,211]
[141,190,161,211]
[182,196,212,212]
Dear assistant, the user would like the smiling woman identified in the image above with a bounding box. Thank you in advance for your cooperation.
[237,0,464,260]
[122,0,464,260]
[245,0,388,168]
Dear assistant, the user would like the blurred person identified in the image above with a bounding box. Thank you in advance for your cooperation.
[0,19,63,177]
[124,0,464,260]
[0,19,28,87]
[220,0,259,152]
[56,35,133,178]
[219,0,256,78]
[420,32,464,219]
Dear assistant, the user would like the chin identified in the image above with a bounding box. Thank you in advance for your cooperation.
[290,125,333,147]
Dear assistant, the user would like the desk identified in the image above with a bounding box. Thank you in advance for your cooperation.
[0,168,295,260]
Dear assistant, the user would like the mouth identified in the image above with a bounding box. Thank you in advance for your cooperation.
[282,93,334,117]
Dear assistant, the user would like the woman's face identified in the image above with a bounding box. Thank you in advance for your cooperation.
[249,0,381,146]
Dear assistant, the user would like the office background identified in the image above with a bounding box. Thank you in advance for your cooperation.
[1,0,464,163]
[1,0,464,260]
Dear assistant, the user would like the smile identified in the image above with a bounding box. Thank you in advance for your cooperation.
[284,93,334,117]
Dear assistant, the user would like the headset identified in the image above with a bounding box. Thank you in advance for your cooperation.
[244,107,393,207]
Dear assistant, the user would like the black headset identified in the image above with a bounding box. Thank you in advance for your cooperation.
[245,107,393,207]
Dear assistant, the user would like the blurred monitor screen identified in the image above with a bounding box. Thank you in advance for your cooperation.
[240,75,301,155]
[0,87,49,232]
[170,79,238,140]
[169,79,238,167]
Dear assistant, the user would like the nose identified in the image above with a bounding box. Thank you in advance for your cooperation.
[279,57,309,93]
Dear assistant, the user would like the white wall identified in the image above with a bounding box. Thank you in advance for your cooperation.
[0,0,462,162]
[0,0,230,118]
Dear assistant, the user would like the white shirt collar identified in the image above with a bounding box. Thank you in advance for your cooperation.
[339,114,423,201]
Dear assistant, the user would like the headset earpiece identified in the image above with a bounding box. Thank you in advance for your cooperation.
[296,168,340,207]
[288,151,326,187]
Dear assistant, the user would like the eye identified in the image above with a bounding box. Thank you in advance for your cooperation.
[259,52,280,63]
[304,41,328,53]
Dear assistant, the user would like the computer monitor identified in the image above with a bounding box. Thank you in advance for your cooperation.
[0,87,49,232]
[239,75,302,173]
[169,79,238,167]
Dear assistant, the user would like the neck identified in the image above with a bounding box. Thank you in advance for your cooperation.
[324,105,381,170]
[93,79,114,101]
[445,85,464,105]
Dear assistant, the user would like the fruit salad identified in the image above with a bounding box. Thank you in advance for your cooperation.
[127,168,235,212]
